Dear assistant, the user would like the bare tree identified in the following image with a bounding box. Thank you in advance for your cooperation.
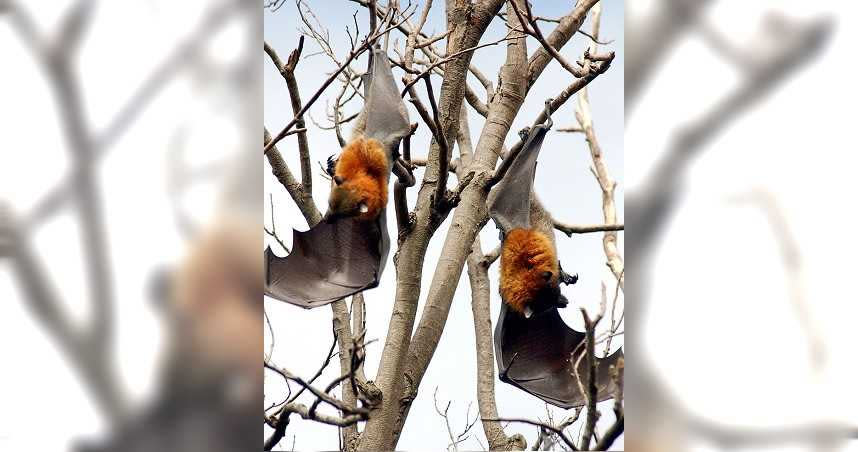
[264,1,623,450]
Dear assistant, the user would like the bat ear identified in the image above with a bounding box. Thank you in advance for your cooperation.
[359,202,369,213]
[333,175,344,185]
[542,271,553,281]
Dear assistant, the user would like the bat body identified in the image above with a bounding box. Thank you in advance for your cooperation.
[325,136,389,222]
[488,104,622,407]
[265,46,410,309]
[499,227,566,318]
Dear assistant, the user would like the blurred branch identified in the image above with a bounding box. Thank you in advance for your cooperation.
[687,417,858,449]
[4,204,127,418]
[627,6,833,452]
[634,13,831,258]
[25,0,243,228]
[730,189,824,370]
[625,0,711,112]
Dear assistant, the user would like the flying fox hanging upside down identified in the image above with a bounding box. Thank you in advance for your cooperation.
[489,101,576,318]
[489,102,622,409]
[264,46,410,309]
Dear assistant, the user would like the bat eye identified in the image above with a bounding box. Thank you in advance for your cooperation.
[542,271,553,281]
[358,202,369,213]
[334,176,344,185]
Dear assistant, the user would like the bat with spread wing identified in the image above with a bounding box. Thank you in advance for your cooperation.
[265,46,410,309]
[488,101,623,408]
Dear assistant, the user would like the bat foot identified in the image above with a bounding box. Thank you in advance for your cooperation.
[500,352,521,381]
[499,365,511,382]
[560,272,578,285]
[558,261,578,285]
[542,98,554,129]
[325,155,338,177]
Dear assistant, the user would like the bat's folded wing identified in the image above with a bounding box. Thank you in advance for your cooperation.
[488,124,550,234]
[362,46,411,160]
[265,216,387,309]
[494,303,623,408]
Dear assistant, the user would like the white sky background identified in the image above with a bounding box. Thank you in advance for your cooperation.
[628,1,858,451]
[0,1,253,450]
[264,1,624,450]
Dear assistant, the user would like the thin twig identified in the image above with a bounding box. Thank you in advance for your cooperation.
[264,5,416,153]
[484,418,579,451]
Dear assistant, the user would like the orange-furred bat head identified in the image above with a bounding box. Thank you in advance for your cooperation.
[500,227,567,318]
[324,136,389,222]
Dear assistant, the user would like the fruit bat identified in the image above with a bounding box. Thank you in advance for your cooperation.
[488,104,623,408]
[265,46,410,309]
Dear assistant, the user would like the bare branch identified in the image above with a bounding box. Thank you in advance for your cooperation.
[595,358,624,450]
[422,76,451,210]
[265,37,313,194]
[579,310,599,451]
[467,238,527,450]
[271,402,366,427]
[264,128,323,226]
[508,0,587,78]
[526,0,601,90]
[484,418,578,451]
[265,194,291,253]
[399,34,523,97]
[554,221,624,236]
[264,6,417,153]
[574,4,624,289]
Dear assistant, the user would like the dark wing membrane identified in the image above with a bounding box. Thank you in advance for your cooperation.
[494,303,623,408]
[265,216,387,309]
[488,124,550,234]
[362,46,411,160]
